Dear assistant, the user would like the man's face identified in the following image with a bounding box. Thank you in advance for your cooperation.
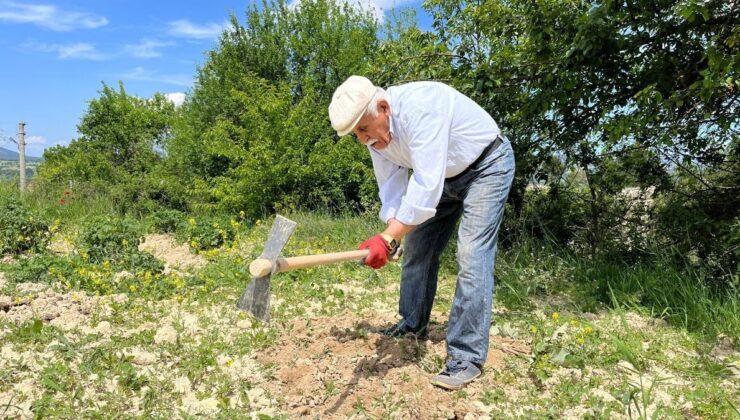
[352,100,392,150]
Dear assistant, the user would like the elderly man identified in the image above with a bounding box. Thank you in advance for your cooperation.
[328,75,515,390]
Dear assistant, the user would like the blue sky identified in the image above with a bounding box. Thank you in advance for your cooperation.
[0,0,430,157]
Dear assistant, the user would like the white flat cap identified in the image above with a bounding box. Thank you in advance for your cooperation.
[329,75,376,136]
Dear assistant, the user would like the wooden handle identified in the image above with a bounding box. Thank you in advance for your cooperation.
[249,249,370,277]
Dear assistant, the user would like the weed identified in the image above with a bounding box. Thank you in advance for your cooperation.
[480,388,506,405]
[0,197,51,256]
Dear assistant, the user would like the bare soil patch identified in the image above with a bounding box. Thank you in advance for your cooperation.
[0,283,126,332]
[139,234,206,272]
[259,310,530,418]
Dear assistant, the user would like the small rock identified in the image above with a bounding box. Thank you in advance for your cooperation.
[154,325,177,344]
[96,321,113,336]
[174,376,191,394]
[199,397,219,412]
[129,349,157,365]
[473,401,493,414]
[247,388,265,402]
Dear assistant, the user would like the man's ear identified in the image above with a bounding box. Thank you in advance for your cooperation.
[378,99,391,116]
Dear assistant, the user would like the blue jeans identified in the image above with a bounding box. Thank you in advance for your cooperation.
[397,139,515,366]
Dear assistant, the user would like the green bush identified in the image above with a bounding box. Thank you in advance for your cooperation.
[3,253,61,284]
[77,216,163,274]
[656,181,739,290]
[148,208,185,234]
[183,215,239,251]
[0,197,51,256]
[516,184,589,246]
[78,216,141,263]
[4,253,185,298]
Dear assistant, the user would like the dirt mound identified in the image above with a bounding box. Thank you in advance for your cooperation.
[259,311,530,418]
[139,234,206,272]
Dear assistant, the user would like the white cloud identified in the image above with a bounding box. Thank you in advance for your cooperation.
[0,0,107,31]
[24,41,107,60]
[124,39,174,59]
[122,67,193,87]
[25,135,46,145]
[165,92,186,107]
[57,43,105,60]
[167,19,226,40]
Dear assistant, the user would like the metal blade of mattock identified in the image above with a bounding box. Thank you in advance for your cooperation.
[236,215,297,321]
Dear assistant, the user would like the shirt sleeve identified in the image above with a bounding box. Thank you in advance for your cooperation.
[369,149,408,223]
[395,104,451,226]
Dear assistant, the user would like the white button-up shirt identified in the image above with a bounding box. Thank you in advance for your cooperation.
[369,81,501,226]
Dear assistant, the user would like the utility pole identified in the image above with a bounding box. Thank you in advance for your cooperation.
[18,121,26,192]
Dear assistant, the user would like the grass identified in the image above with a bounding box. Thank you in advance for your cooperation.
[496,239,740,341]
[1,195,738,417]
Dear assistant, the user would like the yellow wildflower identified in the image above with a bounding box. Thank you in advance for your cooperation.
[552,312,559,322]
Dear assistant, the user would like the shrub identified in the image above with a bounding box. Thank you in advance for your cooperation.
[148,208,185,234]
[78,216,142,263]
[0,198,51,256]
[183,215,240,252]
[4,253,181,298]
[77,216,163,274]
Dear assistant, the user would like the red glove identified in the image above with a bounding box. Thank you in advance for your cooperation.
[358,234,392,269]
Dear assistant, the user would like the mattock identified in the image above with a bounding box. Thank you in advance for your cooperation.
[236,215,373,321]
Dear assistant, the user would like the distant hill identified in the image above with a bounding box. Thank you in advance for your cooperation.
[0,147,42,161]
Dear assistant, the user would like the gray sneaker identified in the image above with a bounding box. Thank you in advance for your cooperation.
[430,360,481,390]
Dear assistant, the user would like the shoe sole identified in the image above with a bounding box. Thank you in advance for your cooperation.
[430,371,481,391]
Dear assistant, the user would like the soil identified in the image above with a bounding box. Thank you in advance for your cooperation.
[259,310,531,418]
[138,234,206,272]
[0,284,126,332]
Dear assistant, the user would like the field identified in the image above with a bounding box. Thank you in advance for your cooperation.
[0,160,41,181]
[1,213,738,418]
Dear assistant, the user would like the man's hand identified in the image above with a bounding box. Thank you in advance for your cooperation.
[358,234,392,269]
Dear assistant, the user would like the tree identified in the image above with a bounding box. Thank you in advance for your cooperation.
[423,0,738,259]
[167,0,380,216]
[37,82,179,210]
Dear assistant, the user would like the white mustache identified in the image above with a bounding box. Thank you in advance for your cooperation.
[366,139,378,146]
